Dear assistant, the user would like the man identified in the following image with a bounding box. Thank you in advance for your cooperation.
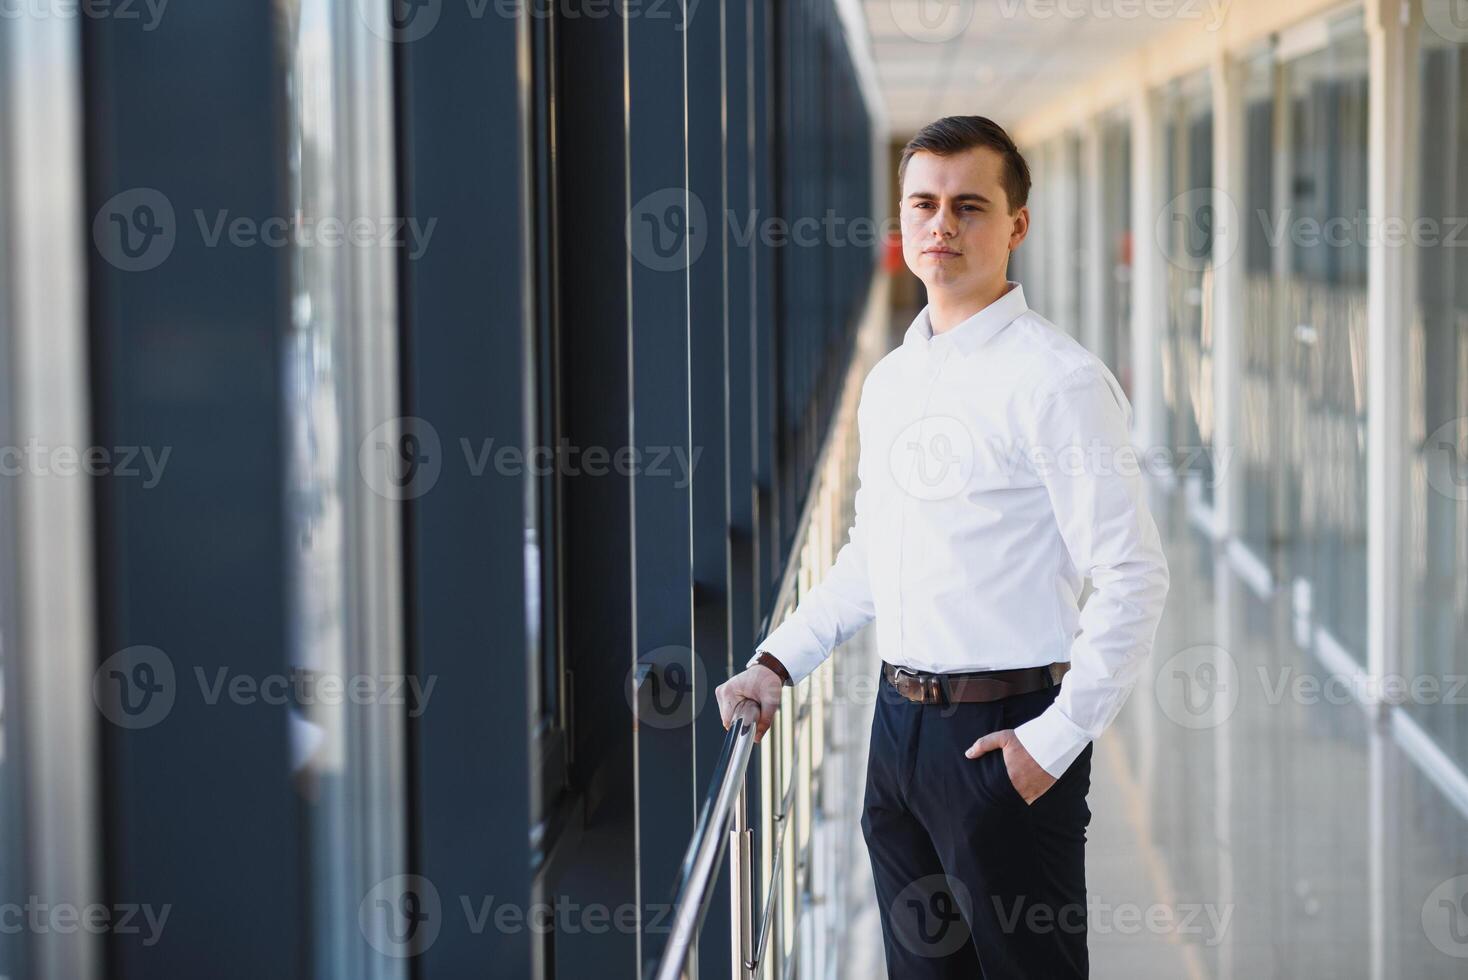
[714,115,1170,978]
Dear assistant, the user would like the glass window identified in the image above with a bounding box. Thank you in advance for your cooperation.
[1099,109,1132,393]
[278,3,407,976]
[0,32,27,980]
[1278,10,1370,663]
[1158,70,1216,501]
[1017,140,1050,314]
[1239,49,1279,563]
[1406,3,1468,771]
[1062,130,1085,339]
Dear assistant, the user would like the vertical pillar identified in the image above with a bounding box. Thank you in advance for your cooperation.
[1212,50,1245,541]
[1052,136,1079,336]
[1130,86,1166,455]
[1082,117,1108,361]
[1364,0,1415,691]
[1364,3,1417,977]
[5,17,101,980]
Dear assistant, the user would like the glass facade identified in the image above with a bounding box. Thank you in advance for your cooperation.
[1013,139,1050,317]
[1279,11,1371,663]
[1099,110,1133,392]
[279,4,407,976]
[1062,131,1085,339]
[1407,5,1468,773]
[1159,69,1216,500]
[1011,131,1086,340]
[0,45,25,980]
[1240,49,1280,563]
[5,1,1468,976]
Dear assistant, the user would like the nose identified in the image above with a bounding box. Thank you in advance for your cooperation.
[930,203,957,239]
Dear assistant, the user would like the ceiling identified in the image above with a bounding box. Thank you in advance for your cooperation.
[860,0,1188,139]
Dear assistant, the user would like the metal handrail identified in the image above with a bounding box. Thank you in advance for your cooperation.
[653,698,761,980]
[746,703,808,976]
[653,279,882,980]
[652,395,856,980]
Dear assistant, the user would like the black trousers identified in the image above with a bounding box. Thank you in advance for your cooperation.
[861,666,1094,979]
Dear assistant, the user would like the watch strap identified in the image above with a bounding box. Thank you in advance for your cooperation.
[755,651,792,686]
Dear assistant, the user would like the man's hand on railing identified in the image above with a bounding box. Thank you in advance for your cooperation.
[715,663,784,743]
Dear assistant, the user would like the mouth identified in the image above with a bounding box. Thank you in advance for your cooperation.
[922,247,961,257]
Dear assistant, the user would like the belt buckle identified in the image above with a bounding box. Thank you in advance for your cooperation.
[891,665,926,703]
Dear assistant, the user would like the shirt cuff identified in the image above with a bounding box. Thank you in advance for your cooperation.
[745,618,830,686]
[1013,703,1092,779]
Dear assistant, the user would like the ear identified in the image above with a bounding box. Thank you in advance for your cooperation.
[1008,205,1030,251]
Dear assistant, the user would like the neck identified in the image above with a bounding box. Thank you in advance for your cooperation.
[928,278,1011,334]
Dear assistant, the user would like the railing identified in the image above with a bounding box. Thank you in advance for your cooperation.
[652,564,831,980]
[651,483,837,980]
[652,277,889,980]
[654,698,760,980]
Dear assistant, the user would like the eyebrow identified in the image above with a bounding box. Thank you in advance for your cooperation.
[906,192,994,206]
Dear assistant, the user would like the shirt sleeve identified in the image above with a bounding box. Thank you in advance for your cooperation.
[1012,365,1171,778]
[744,385,878,685]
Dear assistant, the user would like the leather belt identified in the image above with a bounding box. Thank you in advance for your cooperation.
[882,661,1070,705]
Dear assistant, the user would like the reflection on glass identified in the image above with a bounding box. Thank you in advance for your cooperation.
[1279,12,1370,662]
[0,62,27,979]
[1407,8,1468,772]
[1240,50,1277,563]
[1014,140,1050,313]
[279,3,404,978]
[1159,69,1215,500]
[1063,131,1084,340]
[1099,110,1132,394]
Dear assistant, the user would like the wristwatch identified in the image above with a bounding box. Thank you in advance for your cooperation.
[755,651,792,686]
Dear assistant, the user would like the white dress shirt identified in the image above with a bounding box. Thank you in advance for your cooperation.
[749,281,1170,778]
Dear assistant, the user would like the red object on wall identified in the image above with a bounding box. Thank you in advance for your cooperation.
[882,228,904,273]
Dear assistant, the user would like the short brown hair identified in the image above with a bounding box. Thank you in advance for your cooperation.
[898,116,1031,214]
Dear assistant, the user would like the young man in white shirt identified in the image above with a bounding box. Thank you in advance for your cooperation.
[715,115,1170,978]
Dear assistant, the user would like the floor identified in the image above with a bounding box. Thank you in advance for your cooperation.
[834,486,1468,979]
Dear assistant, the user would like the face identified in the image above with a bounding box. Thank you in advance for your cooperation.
[900,146,1029,300]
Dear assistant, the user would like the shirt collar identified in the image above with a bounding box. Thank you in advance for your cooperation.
[902,280,1028,357]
